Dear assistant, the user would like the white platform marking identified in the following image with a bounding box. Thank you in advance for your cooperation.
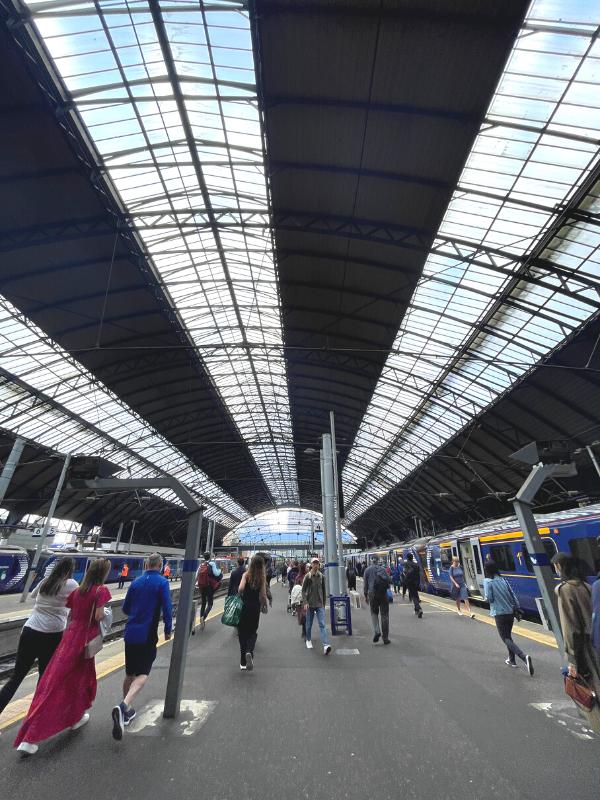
[334,648,360,655]
[128,699,217,737]
[529,701,597,740]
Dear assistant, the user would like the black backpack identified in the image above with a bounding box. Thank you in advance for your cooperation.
[373,568,389,597]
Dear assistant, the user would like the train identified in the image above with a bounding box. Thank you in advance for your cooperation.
[345,504,600,617]
[0,548,236,595]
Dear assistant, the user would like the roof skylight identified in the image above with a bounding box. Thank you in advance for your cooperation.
[342,0,600,523]
[23,0,299,506]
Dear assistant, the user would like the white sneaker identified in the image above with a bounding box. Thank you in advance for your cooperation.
[71,712,90,731]
[306,640,313,649]
[457,611,463,616]
[17,741,38,756]
[324,645,332,655]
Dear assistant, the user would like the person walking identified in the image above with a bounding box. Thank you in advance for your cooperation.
[449,556,475,618]
[391,562,402,595]
[163,562,171,581]
[403,553,423,618]
[0,557,77,719]
[363,556,392,644]
[237,555,268,671]
[552,553,600,731]
[292,562,309,637]
[483,561,533,676]
[118,562,129,590]
[228,557,246,597]
[111,553,172,740]
[197,551,223,629]
[14,558,112,756]
[302,558,332,655]
[346,562,357,591]
[280,561,288,585]
[592,568,600,662]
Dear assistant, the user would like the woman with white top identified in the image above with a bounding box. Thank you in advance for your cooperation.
[0,557,77,717]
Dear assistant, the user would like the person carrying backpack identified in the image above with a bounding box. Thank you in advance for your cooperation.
[363,556,392,644]
[403,553,423,618]
[196,551,222,629]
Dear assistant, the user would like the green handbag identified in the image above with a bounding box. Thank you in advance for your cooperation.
[222,594,243,627]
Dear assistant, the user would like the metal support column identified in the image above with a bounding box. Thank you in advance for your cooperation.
[163,505,203,718]
[20,454,71,602]
[0,436,25,508]
[321,433,339,596]
[114,521,124,552]
[127,519,138,554]
[310,514,315,557]
[330,411,347,595]
[73,476,204,719]
[512,462,577,654]
[319,446,329,591]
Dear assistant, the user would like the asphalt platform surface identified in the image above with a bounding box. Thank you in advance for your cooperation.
[0,585,598,799]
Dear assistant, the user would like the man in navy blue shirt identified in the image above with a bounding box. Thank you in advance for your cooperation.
[111,553,172,740]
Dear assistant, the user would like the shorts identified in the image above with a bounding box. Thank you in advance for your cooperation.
[125,642,157,677]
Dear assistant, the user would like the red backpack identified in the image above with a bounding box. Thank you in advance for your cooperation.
[197,562,221,590]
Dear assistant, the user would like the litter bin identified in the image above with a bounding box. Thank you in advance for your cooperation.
[329,595,352,636]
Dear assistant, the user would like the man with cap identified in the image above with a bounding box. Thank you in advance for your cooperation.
[301,558,332,655]
[363,555,392,644]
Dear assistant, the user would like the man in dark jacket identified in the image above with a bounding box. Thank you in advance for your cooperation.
[363,556,392,644]
[228,557,246,597]
[403,553,423,618]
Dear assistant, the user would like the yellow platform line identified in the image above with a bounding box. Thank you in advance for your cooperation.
[0,601,225,733]
[419,594,558,648]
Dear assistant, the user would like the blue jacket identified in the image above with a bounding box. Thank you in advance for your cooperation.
[484,576,518,617]
[122,570,173,644]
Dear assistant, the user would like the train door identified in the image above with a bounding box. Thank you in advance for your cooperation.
[457,539,481,595]
[469,537,485,595]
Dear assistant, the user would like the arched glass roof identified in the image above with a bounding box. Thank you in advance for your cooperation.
[223,508,356,546]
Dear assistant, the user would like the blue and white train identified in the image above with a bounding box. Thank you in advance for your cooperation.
[0,549,236,595]
[345,504,600,617]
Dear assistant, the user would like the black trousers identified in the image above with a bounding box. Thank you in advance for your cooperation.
[369,595,390,639]
[200,586,215,619]
[0,626,62,713]
[408,585,421,613]
[238,608,260,664]
[495,614,525,663]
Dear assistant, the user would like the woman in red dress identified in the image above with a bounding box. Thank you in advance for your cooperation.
[14,558,112,755]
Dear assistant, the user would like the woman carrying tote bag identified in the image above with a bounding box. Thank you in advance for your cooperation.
[552,553,600,733]
[14,558,112,756]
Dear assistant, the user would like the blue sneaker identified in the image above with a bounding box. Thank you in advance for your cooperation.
[123,707,136,726]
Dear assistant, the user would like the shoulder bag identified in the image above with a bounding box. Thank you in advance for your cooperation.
[565,673,597,712]
[84,588,104,659]
[221,594,243,627]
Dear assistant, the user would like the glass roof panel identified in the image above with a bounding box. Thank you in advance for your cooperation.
[25,0,298,507]
[0,296,247,527]
[342,0,600,523]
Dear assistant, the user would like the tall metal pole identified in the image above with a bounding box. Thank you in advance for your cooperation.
[164,505,204,718]
[310,514,315,557]
[322,434,339,596]
[330,411,347,594]
[113,521,124,552]
[0,436,25,507]
[512,461,577,654]
[320,446,329,591]
[127,518,138,554]
[20,454,71,602]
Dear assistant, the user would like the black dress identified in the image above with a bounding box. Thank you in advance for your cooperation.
[238,582,261,665]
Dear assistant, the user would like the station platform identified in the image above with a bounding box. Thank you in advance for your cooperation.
[0,584,598,799]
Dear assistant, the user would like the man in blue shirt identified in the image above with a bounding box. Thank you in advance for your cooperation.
[111,553,172,740]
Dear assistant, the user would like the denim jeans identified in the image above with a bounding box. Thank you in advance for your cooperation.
[306,606,330,646]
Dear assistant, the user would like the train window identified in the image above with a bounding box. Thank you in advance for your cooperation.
[440,548,452,570]
[543,539,558,573]
[569,537,600,575]
[489,544,515,572]
[522,545,533,573]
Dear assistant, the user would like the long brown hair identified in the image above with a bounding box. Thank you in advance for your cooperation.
[79,558,111,594]
[39,557,75,597]
[246,555,266,590]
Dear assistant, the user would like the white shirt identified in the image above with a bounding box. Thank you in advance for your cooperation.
[25,578,79,633]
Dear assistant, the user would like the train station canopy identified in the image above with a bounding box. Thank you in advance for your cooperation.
[0,0,599,546]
